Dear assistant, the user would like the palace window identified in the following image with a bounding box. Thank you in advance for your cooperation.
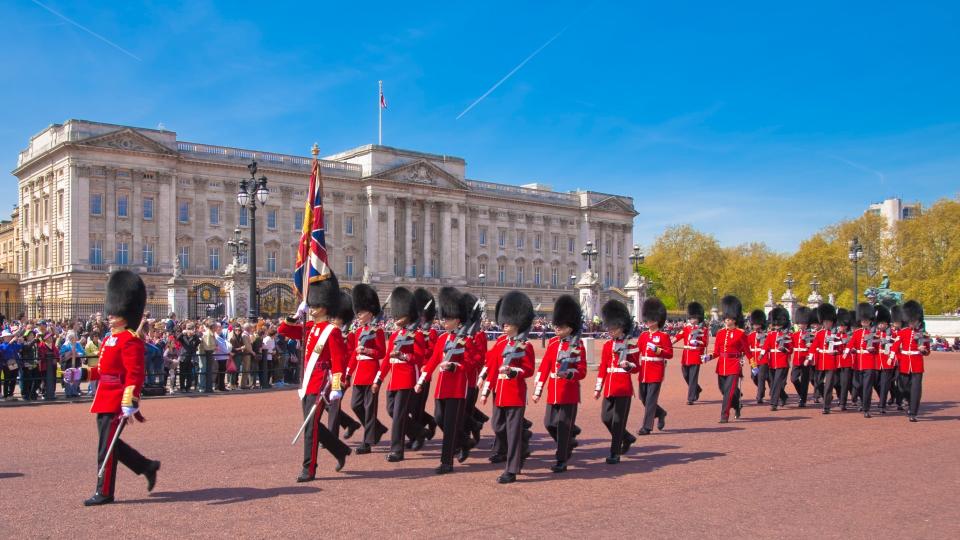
[143,197,154,220]
[516,266,525,286]
[479,262,487,277]
[142,244,155,267]
[209,204,221,226]
[568,237,575,253]
[411,262,417,277]
[345,255,354,278]
[58,191,64,218]
[116,242,129,265]
[551,267,559,287]
[497,264,505,285]
[534,233,541,251]
[394,257,400,276]
[517,231,525,250]
[178,246,190,269]
[178,202,190,223]
[479,227,487,246]
[117,195,129,218]
[90,194,103,216]
[209,247,220,271]
[90,240,103,265]
[239,206,248,227]
[534,266,542,286]
[430,258,437,277]
[268,251,277,273]
[411,221,417,242]
[345,216,354,236]
[498,229,506,248]
[267,209,278,230]
[552,234,559,252]
[294,210,303,230]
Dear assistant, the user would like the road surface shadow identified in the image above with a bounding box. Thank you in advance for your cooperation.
[116,485,321,505]
[664,426,745,434]
[917,415,960,422]
[735,415,809,423]
[0,472,25,479]
[522,449,726,481]
[916,401,958,414]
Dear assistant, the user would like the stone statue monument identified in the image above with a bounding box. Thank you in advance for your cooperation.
[865,273,904,307]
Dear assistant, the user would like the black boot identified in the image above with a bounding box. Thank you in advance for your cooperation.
[144,460,161,492]
[83,494,114,506]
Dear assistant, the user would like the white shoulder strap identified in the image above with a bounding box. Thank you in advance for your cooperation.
[299,324,336,399]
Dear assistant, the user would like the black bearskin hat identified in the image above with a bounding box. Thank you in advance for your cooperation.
[496,291,534,333]
[817,303,837,323]
[438,287,465,322]
[601,299,633,334]
[720,295,743,327]
[351,283,381,317]
[336,291,355,327]
[902,300,924,323]
[686,302,705,323]
[306,274,341,313]
[105,270,147,329]
[794,306,812,326]
[875,305,892,324]
[414,288,436,322]
[856,302,875,323]
[770,306,790,328]
[552,295,583,332]
[749,309,767,329]
[389,287,417,322]
[642,297,667,327]
[462,293,481,328]
[836,308,850,328]
[890,304,904,325]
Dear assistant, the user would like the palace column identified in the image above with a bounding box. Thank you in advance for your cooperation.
[422,201,433,278]
[364,189,380,279]
[404,198,414,277]
[440,203,451,280]
[385,196,396,277]
[456,203,467,280]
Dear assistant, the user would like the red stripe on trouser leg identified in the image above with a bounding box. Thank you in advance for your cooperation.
[309,406,320,477]
[101,416,120,496]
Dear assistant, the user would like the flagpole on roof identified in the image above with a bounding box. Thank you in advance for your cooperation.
[378,80,383,145]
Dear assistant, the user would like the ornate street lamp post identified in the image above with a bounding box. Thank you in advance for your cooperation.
[237,161,269,318]
[848,237,864,309]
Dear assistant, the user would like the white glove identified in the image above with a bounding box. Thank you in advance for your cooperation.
[294,301,309,319]
[328,390,343,402]
[121,405,139,418]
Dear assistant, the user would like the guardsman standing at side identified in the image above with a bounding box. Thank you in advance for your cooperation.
[892,300,929,422]
[372,287,425,462]
[532,295,586,473]
[346,284,388,453]
[763,306,792,411]
[481,291,535,484]
[747,309,769,404]
[673,302,708,405]
[594,299,639,463]
[78,270,160,506]
[277,275,351,482]
[709,295,749,423]
[789,306,814,407]
[636,297,672,435]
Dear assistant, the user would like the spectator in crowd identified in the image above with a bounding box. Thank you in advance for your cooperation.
[83,333,100,396]
[37,332,58,399]
[18,328,39,400]
[261,326,276,389]
[1,329,23,400]
[177,322,201,393]
[199,320,217,393]
[230,324,251,390]
[214,322,231,391]
[59,331,84,398]
[164,338,180,394]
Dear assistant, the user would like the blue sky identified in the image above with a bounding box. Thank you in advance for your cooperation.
[2,0,958,251]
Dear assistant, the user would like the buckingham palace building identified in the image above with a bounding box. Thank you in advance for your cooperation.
[10,119,636,319]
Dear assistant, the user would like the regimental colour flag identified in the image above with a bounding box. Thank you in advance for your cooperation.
[293,156,332,300]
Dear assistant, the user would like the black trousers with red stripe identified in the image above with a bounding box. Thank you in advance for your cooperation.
[819,369,836,411]
[435,398,465,466]
[600,396,633,456]
[95,413,152,498]
[790,365,811,405]
[717,374,741,420]
[681,364,702,402]
[301,395,349,475]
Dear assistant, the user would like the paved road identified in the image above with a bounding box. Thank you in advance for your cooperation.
[3,352,958,539]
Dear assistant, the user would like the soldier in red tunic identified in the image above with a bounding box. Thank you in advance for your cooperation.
[532,295,586,473]
[481,291,535,484]
[834,308,855,410]
[809,304,843,414]
[789,306,815,407]
[78,270,160,506]
[892,300,930,422]
[416,287,481,474]
[461,292,489,451]
[763,306,792,411]
[673,302,708,405]
[850,303,880,417]
[372,287,425,462]
[327,291,362,439]
[710,295,749,423]
[636,297,672,435]
[878,305,905,411]
[747,309,769,404]
[408,287,439,450]
[594,300,639,464]
[346,284,388,453]
[277,276,351,482]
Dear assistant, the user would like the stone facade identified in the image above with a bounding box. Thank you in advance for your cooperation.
[11,119,637,317]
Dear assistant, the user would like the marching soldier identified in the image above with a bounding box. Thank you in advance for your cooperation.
[835,308,855,410]
[709,295,749,423]
[763,306,792,411]
[789,306,815,408]
[809,304,842,414]
[461,292,488,451]
[594,299,639,464]
[892,300,929,422]
[809,308,824,403]
[277,276,351,482]
[409,288,439,450]
[416,287,481,474]
[328,291,362,439]
[636,297,672,435]
[747,310,769,404]
[673,302,708,405]
[372,287,425,462]
[76,270,160,506]
[346,284,388,453]
[851,303,880,418]
[481,291,535,484]
[532,295,586,473]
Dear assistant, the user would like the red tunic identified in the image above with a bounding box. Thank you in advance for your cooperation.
[850,328,880,371]
[712,328,748,376]
[279,320,346,395]
[376,326,426,391]
[811,329,842,371]
[484,336,535,407]
[763,330,793,370]
[636,330,673,383]
[790,329,814,366]
[88,329,145,415]
[347,325,386,386]
[595,337,640,398]
[676,324,708,366]
[747,331,768,366]
[836,330,854,368]
[893,327,929,374]
[420,330,480,399]
[534,336,587,405]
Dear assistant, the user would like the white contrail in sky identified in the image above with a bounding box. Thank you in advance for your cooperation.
[29,0,141,61]
[456,25,569,120]
[822,152,886,184]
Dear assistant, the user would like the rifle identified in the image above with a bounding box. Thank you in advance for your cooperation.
[913,330,931,350]
[499,330,531,380]
[775,331,792,351]
[557,331,583,377]
[438,299,483,372]
[614,326,641,369]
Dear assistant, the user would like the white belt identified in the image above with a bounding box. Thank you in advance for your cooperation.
[549,372,570,379]
[818,349,839,354]
[794,348,807,352]
[389,359,408,364]
[682,346,699,350]
[750,348,764,352]
[856,349,874,354]
[607,367,628,373]
[640,356,665,362]
[357,355,376,361]
[901,351,920,356]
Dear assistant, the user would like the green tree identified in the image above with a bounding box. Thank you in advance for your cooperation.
[645,225,724,309]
